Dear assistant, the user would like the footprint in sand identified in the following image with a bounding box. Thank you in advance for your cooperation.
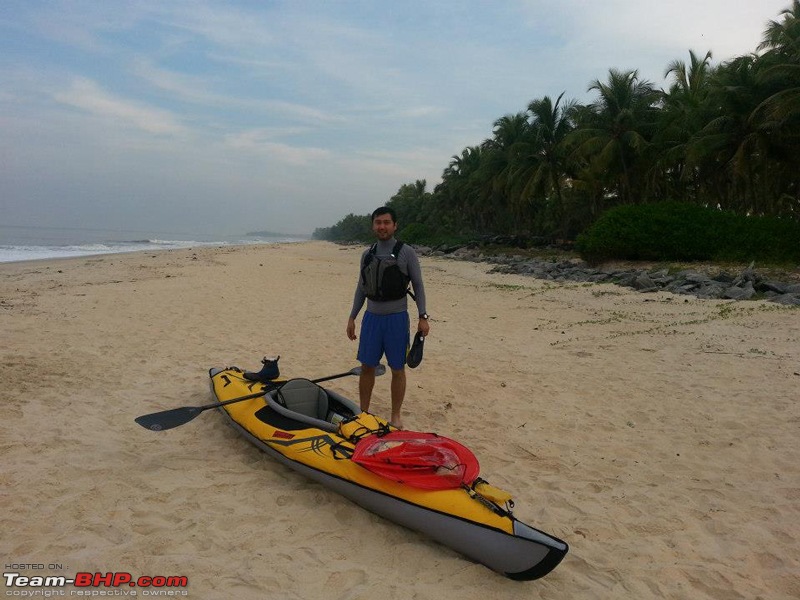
[325,569,367,596]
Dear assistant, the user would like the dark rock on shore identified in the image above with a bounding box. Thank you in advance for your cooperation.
[415,245,800,305]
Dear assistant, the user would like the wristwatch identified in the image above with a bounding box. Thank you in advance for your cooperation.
[419,313,429,320]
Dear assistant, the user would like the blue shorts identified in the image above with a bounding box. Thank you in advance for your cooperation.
[357,311,410,370]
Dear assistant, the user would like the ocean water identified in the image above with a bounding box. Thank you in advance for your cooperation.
[0,225,308,264]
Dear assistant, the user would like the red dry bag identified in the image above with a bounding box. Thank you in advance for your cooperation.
[351,431,480,490]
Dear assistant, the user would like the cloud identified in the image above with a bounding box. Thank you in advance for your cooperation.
[53,77,185,135]
[1,0,793,236]
[516,0,789,89]
[131,59,343,127]
[223,130,330,166]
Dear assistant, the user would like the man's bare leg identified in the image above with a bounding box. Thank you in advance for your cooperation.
[390,367,406,429]
[359,365,376,413]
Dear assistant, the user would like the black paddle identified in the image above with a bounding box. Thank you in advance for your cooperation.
[135,364,385,432]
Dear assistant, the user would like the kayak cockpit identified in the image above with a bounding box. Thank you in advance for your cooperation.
[255,378,360,432]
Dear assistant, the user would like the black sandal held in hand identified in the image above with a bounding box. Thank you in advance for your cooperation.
[406,332,425,368]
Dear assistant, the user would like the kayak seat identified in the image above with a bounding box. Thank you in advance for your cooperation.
[276,378,330,421]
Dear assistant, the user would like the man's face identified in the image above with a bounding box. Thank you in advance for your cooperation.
[372,213,397,241]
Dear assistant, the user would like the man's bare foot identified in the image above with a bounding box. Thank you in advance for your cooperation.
[389,417,404,430]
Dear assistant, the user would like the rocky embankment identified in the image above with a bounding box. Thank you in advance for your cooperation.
[419,245,800,306]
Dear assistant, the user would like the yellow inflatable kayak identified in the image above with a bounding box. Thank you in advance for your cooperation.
[206,364,568,580]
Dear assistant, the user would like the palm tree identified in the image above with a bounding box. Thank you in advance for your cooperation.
[754,0,800,216]
[654,50,715,201]
[689,54,781,215]
[756,2,800,124]
[568,69,661,205]
[437,146,490,233]
[480,112,535,233]
[507,93,576,235]
[664,50,714,98]
[759,0,800,55]
[388,180,429,225]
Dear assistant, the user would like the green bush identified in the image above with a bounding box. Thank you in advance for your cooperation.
[576,202,800,264]
[720,213,800,263]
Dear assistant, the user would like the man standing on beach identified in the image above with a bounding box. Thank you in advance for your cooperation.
[346,206,429,429]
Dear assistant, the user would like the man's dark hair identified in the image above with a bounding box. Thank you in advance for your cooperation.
[371,206,397,223]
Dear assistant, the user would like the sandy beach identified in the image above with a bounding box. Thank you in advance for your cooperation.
[2,240,798,599]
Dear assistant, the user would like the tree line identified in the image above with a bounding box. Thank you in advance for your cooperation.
[314,2,800,247]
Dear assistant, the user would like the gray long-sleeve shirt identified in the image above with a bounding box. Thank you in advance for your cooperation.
[349,238,427,319]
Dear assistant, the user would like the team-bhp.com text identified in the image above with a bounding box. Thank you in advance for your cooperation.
[4,572,188,597]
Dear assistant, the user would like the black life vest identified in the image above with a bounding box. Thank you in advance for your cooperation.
[360,240,411,301]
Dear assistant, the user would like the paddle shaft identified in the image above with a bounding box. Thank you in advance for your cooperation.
[200,388,274,411]
[135,364,383,431]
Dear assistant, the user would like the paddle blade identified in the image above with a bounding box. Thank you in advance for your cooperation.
[135,407,202,431]
[353,363,387,377]
[316,364,386,383]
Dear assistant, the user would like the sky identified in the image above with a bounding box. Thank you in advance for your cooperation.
[0,1,791,237]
